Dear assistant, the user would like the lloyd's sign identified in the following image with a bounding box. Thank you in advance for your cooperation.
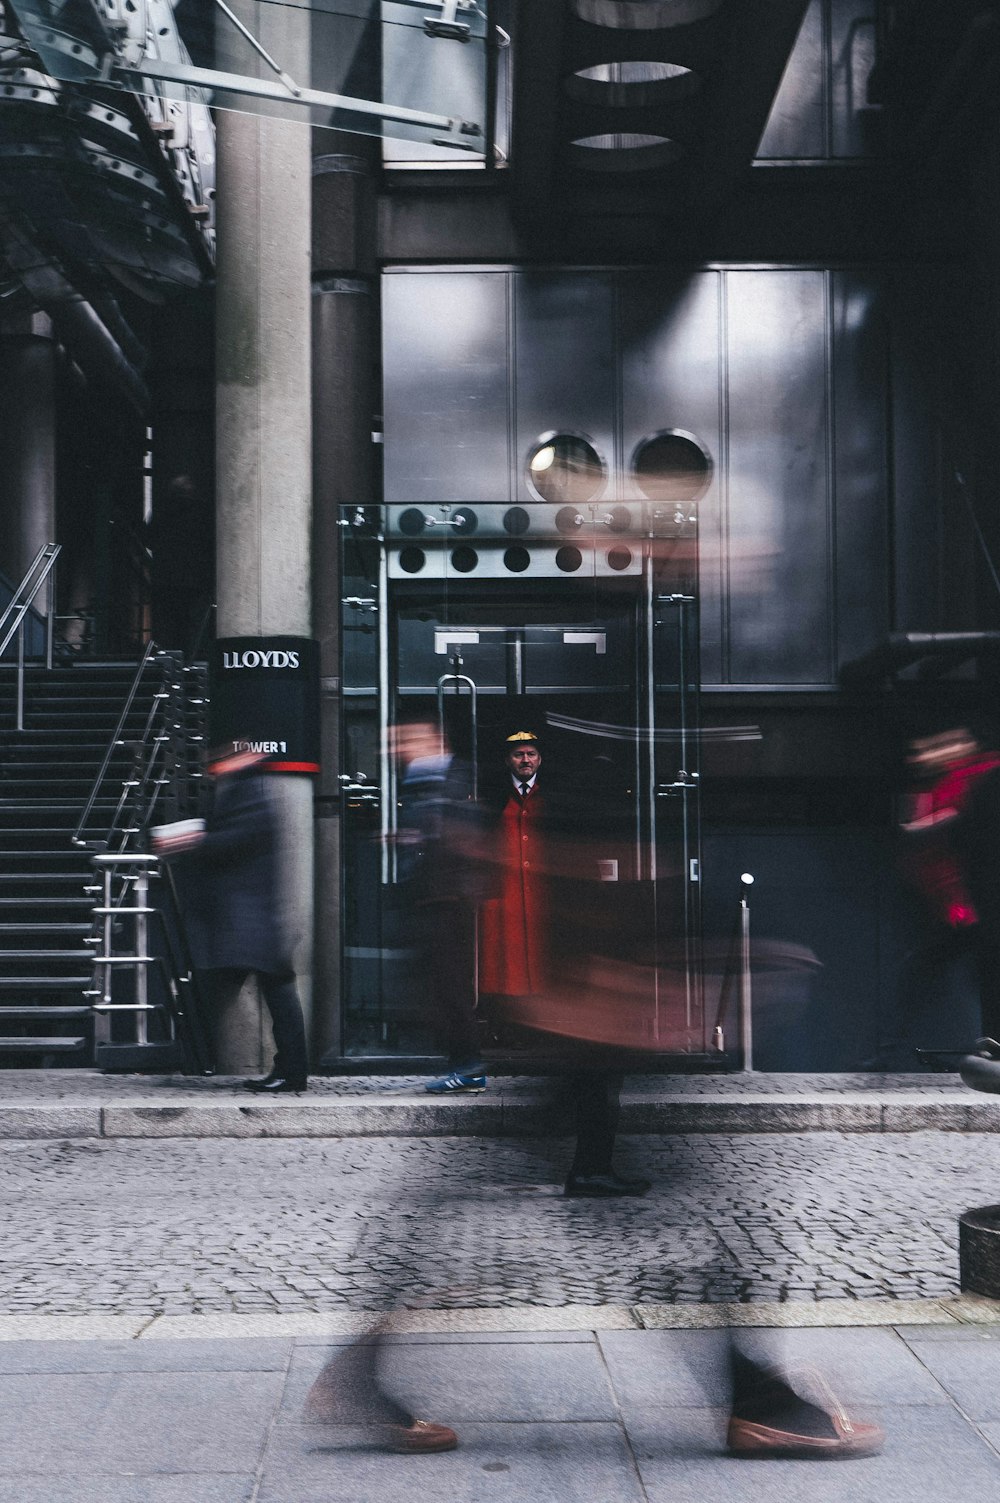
[209,636,320,774]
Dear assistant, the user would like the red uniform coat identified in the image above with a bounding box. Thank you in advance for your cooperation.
[479,782,549,997]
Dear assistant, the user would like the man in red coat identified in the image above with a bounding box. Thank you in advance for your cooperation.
[479,732,549,998]
[480,731,649,1197]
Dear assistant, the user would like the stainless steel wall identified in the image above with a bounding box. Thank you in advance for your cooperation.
[382,265,891,688]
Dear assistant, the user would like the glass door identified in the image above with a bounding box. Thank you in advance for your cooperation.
[337,501,706,1061]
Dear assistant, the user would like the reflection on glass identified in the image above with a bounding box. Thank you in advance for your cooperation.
[527,435,606,505]
[633,432,712,505]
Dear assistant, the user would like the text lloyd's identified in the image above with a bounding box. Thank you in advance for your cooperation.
[222,650,300,669]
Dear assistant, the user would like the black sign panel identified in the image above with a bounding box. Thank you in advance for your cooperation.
[209,636,320,774]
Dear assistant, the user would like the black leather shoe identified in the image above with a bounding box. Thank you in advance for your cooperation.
[243,1070,280,1091]
[243,1075,308,1094]
[564,1172,651,1198]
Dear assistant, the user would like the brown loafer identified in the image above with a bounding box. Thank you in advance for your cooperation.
[385,1419,459,1454]
[727,1412,884,1459]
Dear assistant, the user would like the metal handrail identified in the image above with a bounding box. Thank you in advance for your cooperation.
[71,640,158,847]
[87,852,213,1073]
[0,542,61,731]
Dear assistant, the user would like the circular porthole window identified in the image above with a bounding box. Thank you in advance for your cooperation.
[504,506,531,536]
[632,431,712,506]
[450,508,478,536]
[605,506,633,533]
[450,546,478,573]
[556,546,584,573]
[527,434,606,506]
[607,546,633,571]
[398,507,426,536]
[398,546,426,574]
[503,546,531,574]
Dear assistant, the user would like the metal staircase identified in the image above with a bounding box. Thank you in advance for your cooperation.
[0,657,181,1063]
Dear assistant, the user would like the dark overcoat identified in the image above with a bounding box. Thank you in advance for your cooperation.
[180,768,292,977]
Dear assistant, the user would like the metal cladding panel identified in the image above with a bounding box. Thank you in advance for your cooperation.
[381,272,510,504]
[513,272,617,505]
[831,270,889,669]
[725,269,833,685]
[385,501,653,539]
[387,539,645,580]
[619,270,722,677]
[889,268,941,633]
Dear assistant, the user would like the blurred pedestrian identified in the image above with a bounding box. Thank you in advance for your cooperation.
[888,726,1000,1064]
[481,730,650,1197]
[152,746,309,1093]
[389,720,488,1094]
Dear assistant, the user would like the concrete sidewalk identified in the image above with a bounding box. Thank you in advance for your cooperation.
[2,1313,999,1501]
[0,1068,995,1139]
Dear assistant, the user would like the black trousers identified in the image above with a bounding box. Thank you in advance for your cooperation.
[568,1070,624,1176]
[210,968,308,1079]
[420,899,482,1068]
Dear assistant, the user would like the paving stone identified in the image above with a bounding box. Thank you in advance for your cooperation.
[284,1339,619,1422]
[0,1482,254,1503]
[0,1369,284,1474]
[629,1403,1000,1502]
[258,1420,646,1503]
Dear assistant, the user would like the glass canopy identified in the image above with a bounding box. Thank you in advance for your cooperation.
[7,0,490,160]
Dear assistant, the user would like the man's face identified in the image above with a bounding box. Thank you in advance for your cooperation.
[506,744,541,780]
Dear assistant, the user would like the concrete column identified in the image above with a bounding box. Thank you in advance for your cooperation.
[311,148,378,1064]
[215,58,314,1070]
[0,313,56,586]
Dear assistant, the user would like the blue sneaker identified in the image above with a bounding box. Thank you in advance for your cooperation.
[425,1069,487,1094]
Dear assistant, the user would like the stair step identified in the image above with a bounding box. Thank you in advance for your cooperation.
[0,976,92,988]
[0,949,94,960]
[0,923,91,934]
[0,889,91,901]
[0,1036,87,1051]
[0,1006,91,1019]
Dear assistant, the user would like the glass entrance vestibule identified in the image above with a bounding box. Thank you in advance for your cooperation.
[337,468,708,1063]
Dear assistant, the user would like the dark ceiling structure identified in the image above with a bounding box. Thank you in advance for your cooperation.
[510,0,811,223]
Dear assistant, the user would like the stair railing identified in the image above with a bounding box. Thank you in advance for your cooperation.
[75,647,212,1071]
[87,852,214,1073]
[70,643,193,851]
[0,543,61,731]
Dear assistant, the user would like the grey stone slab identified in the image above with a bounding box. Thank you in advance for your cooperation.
[625,1100,887,1134]
[598,1328,949,1416]
[258,1421,645,1503]
[639,1300,959,1329]
[0,1370,283,1474]
[282,1341,618,1422]
[101,1101,505,1137]
[0,1317,147,1342]
[292,1329,595,1346]
[0,1338,292,1373]
[630,1404,1000,1502]
[0,1107,101,1138]
[900,1338,1000,1420]
[0,1480,254,1503]
[881,1103,978,1131]
[896,1323,1000,1343]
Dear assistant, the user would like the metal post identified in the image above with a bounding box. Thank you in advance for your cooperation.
[739,872,754,1071]
[96,865,114,1044]
[46,553,56,671]
[16,621,24,732]
[135,867,149,1045]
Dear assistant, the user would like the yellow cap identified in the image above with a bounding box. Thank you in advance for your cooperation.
[506,731,538,743]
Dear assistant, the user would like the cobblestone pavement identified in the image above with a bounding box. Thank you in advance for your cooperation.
[2,1130,999,1317]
